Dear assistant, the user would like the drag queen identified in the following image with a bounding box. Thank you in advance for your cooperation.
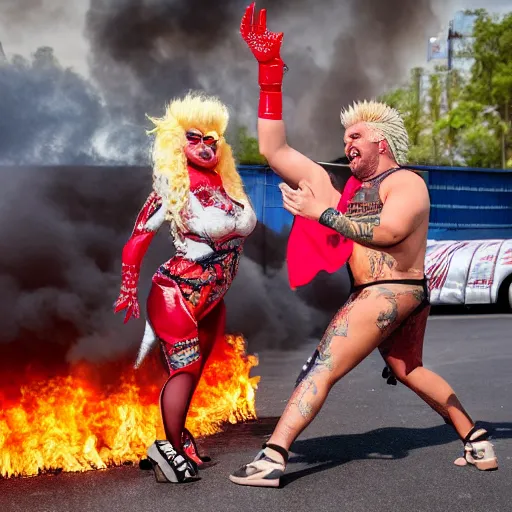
[114,93,257,483]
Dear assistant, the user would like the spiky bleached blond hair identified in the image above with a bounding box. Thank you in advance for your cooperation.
[340,100,409,164]
[147,92,246,230]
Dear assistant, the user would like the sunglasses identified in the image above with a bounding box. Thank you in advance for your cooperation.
[185,131,218,147]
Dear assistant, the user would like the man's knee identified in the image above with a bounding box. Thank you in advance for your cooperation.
[386,358,423,384]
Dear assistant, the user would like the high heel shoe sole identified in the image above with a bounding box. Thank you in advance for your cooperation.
[149,459,172,483]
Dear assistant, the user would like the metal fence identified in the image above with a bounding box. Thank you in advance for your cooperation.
[409,164,512,240]
[239,163,512,241]
[238,165,294,234]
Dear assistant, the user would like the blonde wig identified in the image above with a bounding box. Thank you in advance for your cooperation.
[340,100,409,165]
[147,92,247,230]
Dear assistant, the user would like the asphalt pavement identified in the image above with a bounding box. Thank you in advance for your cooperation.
[2,313,511,512]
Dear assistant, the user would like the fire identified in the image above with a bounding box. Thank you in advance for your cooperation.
[0,334,259,478]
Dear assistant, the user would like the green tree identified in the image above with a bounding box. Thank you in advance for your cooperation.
[380,67,455,165]
[429,69,443,161]
[458,10,512,167]
[443,68,465,161]
[379,9,512,169]
[233,126,267,165]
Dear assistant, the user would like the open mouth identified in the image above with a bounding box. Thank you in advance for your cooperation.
[199,150,213,161]
[348,148,361,163]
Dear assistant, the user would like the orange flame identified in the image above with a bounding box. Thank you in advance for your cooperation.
[0,334,259,478]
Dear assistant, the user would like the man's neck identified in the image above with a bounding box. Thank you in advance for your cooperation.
[364,159,400,181]
[377,157,400,174]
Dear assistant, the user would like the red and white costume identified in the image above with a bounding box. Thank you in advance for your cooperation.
[118,166,256,376]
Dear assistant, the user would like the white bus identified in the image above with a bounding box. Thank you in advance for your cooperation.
[426,239,512,310]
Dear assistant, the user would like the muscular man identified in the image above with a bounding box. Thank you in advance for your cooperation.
[229,3,498,488]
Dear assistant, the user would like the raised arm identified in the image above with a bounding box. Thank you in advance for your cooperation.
[240,3,334,198]
[114,191,165,322]
[281,171,430,249]
[257,119,333,193]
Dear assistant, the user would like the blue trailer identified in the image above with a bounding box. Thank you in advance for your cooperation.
[238,162,512,240]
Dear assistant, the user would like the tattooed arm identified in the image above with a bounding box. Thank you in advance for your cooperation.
[318,208,381,244]
[281,171,430,248]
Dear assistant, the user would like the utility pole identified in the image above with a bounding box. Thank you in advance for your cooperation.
[447,22,452,70]
[447,21,463,71]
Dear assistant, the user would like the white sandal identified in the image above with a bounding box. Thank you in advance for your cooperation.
[229,443,288,488]
[454,428,498,471]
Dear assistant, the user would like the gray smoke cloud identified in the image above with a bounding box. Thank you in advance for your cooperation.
[309,0,443,158]
[0,46,150,166]
[83,0,444,160]
[0,166,147,355]
[0,48,103,165]
[0,0,451,164]
[0,1,75,29]
[84,0,316,109]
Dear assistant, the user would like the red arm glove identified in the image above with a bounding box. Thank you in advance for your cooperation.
[114,192,163,323]
[240,2,286,120]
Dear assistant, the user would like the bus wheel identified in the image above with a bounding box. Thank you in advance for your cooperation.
[498,276,512,313]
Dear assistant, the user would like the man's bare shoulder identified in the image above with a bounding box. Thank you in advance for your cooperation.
[384,169,428,192]
[380,169,430,212]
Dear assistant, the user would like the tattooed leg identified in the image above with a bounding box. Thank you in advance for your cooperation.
[374,285,425,333]
[380,304,474,439]
[266,285,426,452]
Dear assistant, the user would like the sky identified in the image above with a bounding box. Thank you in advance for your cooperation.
[1,0,510,80]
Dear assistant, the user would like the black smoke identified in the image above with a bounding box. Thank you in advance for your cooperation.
[310,0,441,158]
[0,0,445,163]
[83,0,443,160]
[0,165,343,366]
[0,48,104,165]
[0,166,148,355]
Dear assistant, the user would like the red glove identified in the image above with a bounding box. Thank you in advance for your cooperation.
[240,2,287,120]
[113,263,141,323]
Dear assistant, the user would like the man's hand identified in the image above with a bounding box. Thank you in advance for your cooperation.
[240,2,284,64]
[240,2,286,120]
[280,180,330,221]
